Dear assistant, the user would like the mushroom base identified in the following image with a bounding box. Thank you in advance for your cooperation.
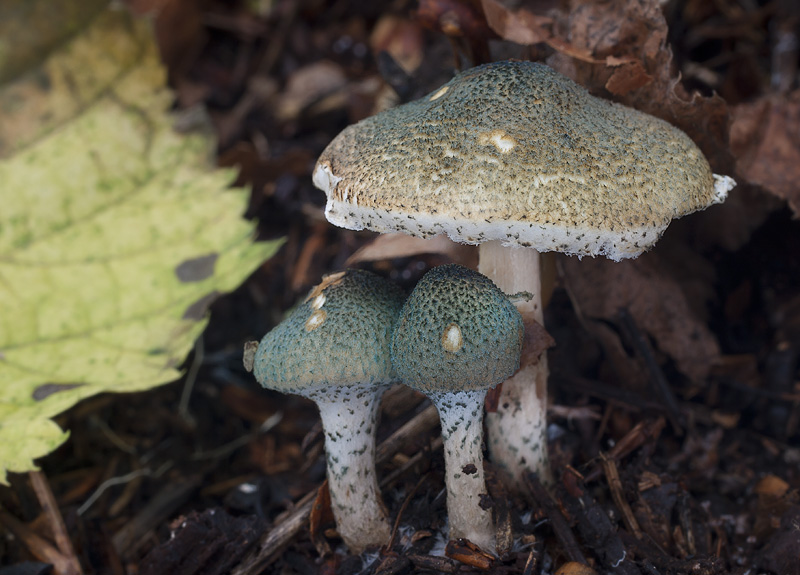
[312,384,391,553]
[430,389,496,555]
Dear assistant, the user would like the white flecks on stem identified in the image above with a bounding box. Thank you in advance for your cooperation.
[429,389,496,555]
[312,383,391,553]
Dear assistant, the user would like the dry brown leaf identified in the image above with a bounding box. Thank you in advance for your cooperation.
[370,15,425,74]
[419,0,498,40]
[588,320,650,391]
[219,384,281,424]
[686,184,779,253]
[309,481,335,556]
[604,61,652,96]
[481,0,552,45]
[755,476,790,498]
[554,562,598,575]
[418,0,498,64]
[710,410,741,429]
[730,90,800,216]
[124,0,206,80]
[754,475,795,542]
[521,317,556,368]
[561,253,720,384]
[345,233,477,267]
[564,0,665,62]
[276,61,347,122]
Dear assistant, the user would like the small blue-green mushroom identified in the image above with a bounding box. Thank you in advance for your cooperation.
[252,269,405,553]
[391,264,523,554]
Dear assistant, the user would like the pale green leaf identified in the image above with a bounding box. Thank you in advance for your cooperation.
[0,9,283,483]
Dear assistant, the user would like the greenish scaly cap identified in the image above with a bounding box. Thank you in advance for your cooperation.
[391,264,523,393]
[314,61,735,261]
[253,270,406,395]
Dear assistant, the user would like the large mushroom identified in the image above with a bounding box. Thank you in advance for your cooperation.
[313,60,735,494]
[391,264,524,554]
[250,269,405,553]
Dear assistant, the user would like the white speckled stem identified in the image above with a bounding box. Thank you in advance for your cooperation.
[312,384,391,553]
[430,389,496,555]
[479,241,552,495]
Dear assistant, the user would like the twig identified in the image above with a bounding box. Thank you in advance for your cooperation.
[112,475,201,557]
[599,453,643,540]
[620,531,724,574]
[90,414,137,454]
[79,462,172,516]
[676,490,696,556]
[376,403,439,462]
[191,411,283,461]
[617,308,685,433]
[521,535,543,575]
[407,554,457,573]
[552,374,665,413]
[385,474,428,550]
[29,471,82,575]
[561,479,638,574]
[380,435,442,489]
[290,222,329,291]
[0,509,77,575]
[525,472,587,565]
[584,417,666,482]
[178,336,204,425]
[108,469,146,518]
[257,0,297,75]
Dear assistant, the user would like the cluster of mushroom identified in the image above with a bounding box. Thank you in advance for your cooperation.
[248,60,736,555]
[313,60,735,495]
[247,264,521,554]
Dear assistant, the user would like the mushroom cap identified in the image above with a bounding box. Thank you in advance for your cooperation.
[313,60,734,261]
[253,270,405,396]
[391,264,524,393]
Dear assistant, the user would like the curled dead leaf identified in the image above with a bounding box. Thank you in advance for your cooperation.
[420,0,497,41]
[480,0,552,45]
[604,61,653,96]
[310,481,335,556]
[730,90,800,216]
[561,253,720,385]
[521,318,555,368]
[275,61,347,122]
[345,233,476,268]
[370,15,424,74]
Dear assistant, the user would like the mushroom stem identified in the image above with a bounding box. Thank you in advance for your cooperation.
[313,383,392,553]
[430,389,496,555]
[479,240,553,493]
